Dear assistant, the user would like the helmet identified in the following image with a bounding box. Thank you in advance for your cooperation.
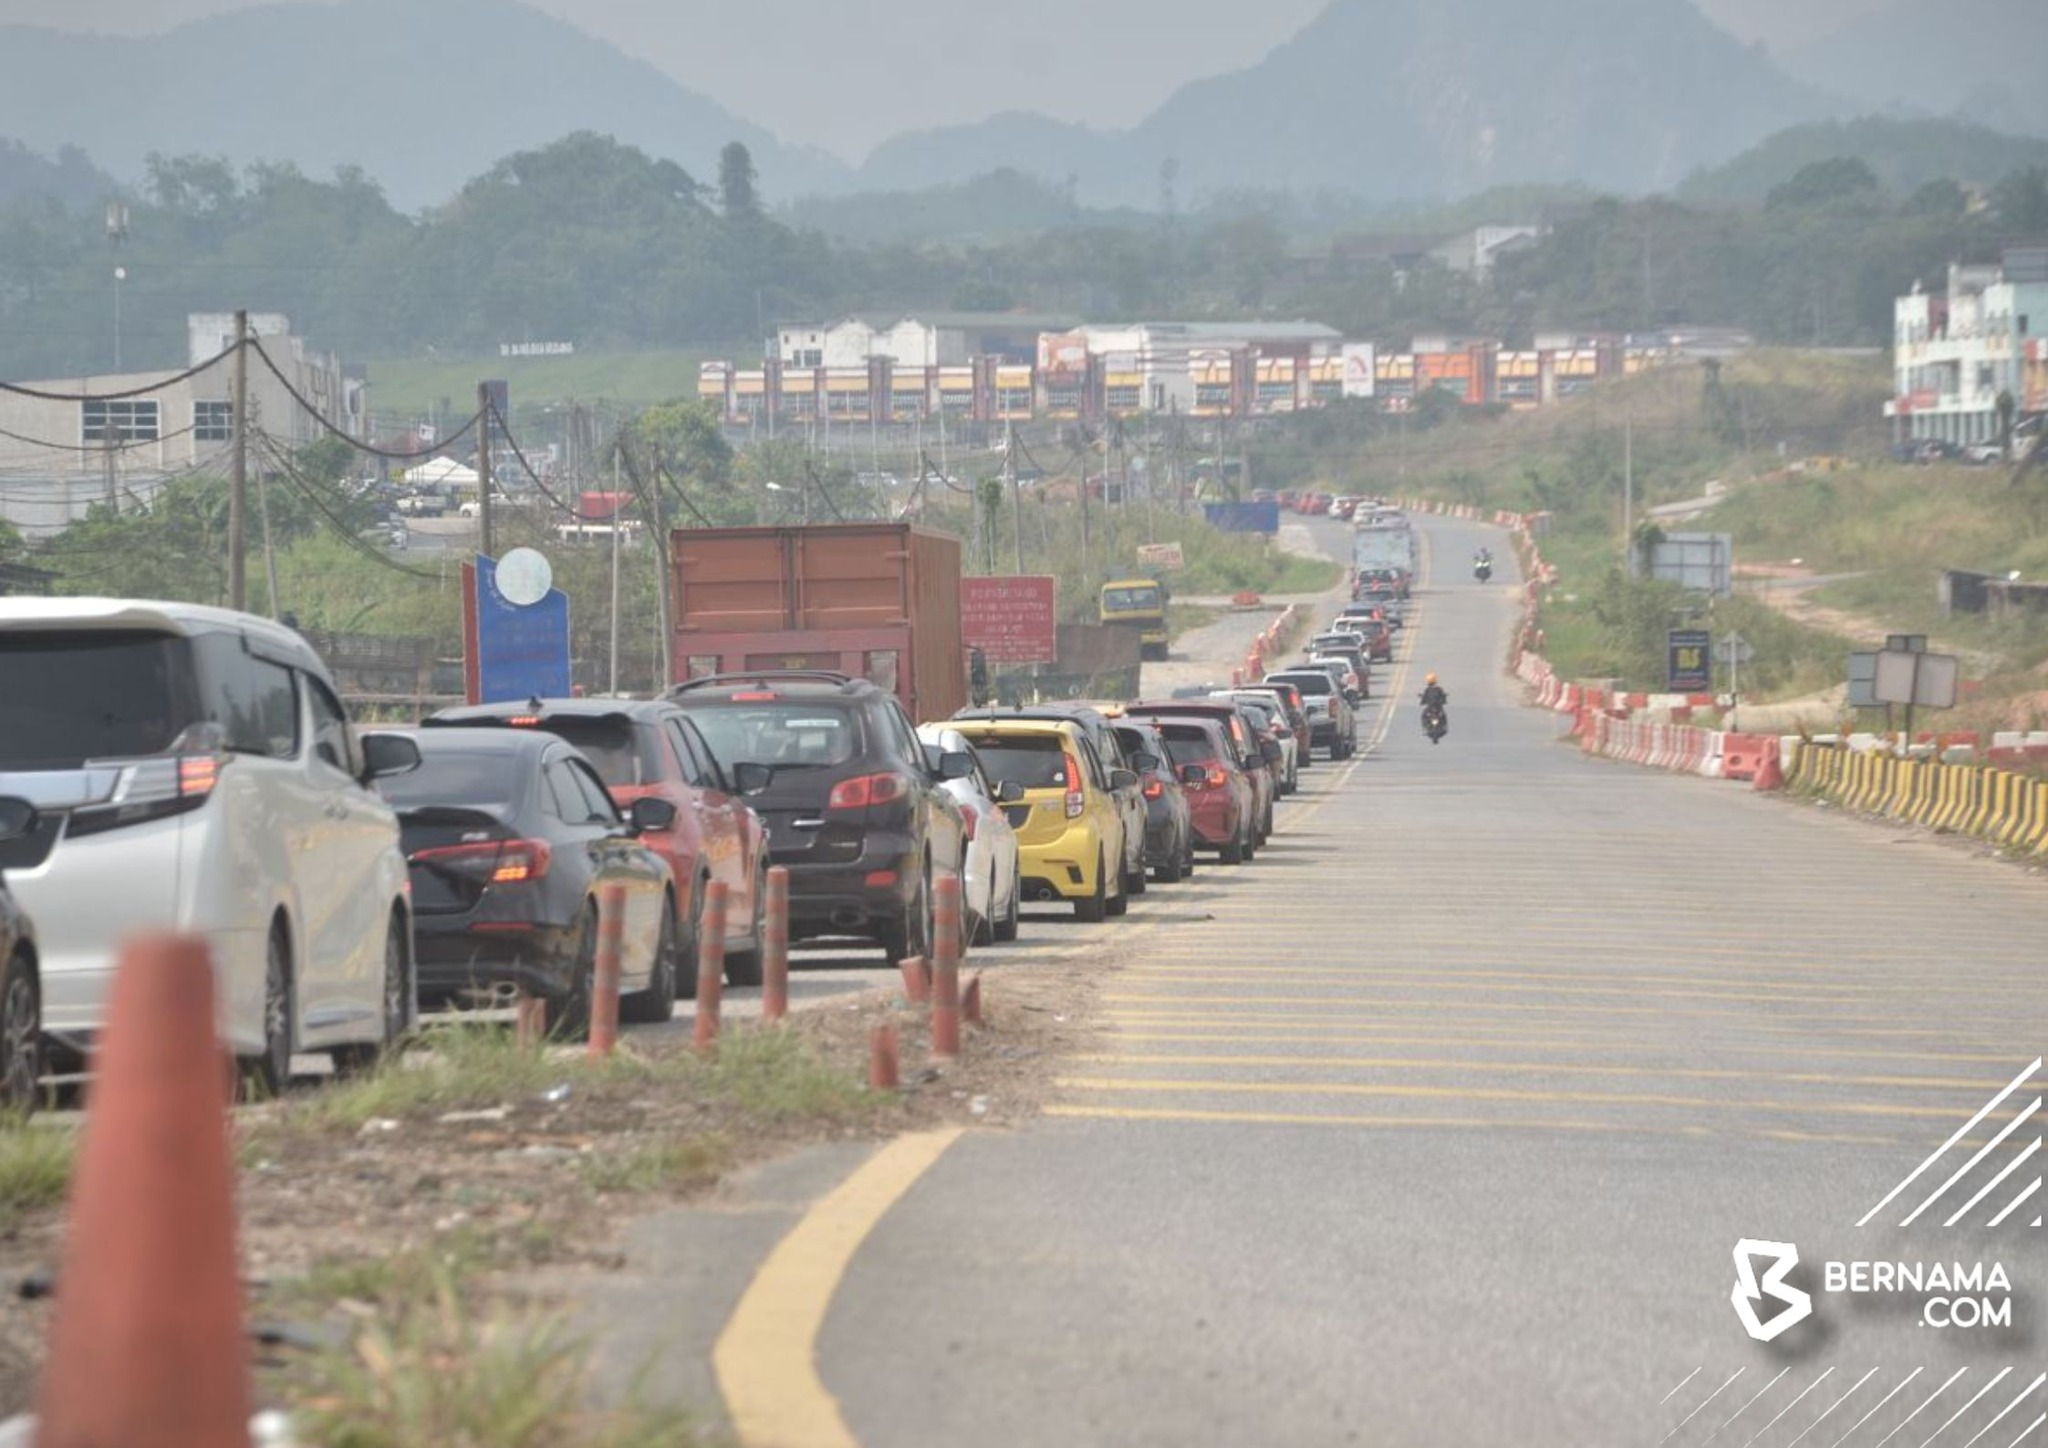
[1426,672,1438,685]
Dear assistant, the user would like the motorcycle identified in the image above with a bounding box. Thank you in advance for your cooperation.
[1422,702,1448,744]
[1473,559,1493,582]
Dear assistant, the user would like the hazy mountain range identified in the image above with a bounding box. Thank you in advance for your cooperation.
[0,0,2039,215]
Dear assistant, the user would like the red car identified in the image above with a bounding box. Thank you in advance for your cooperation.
[1129,714,1257,864]
[1124,702,1277,858]
[426,698,771,990]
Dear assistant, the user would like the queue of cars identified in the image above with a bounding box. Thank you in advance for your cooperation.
[0,589,1391,1101]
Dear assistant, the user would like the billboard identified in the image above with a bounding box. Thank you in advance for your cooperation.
[1203,501,1281,534]
[1136,542,1186,572]
[461,554,571,704]
[1649,533,1734,598]
[1666,629,1711,692]
[1341,342,1377,399]
[959,575,1058,665]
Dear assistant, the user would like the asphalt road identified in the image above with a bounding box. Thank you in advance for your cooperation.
[800,516,2048,1447]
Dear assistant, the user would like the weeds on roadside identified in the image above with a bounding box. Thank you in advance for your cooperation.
[579,1134,730,1195]
[0,1117,73,1230]
[292,1264,701,1448]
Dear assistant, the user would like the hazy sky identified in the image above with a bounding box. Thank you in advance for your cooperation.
[8,0,1898,160]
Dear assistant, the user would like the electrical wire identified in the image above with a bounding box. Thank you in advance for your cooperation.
[0,419,202,455]
[255,429,442,581]
[247,336,484,460]
[485,398,611,522]
[0,340,240,402]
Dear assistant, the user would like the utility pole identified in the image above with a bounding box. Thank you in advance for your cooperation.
[1622,412,1635,578]
[477,381,494,559]
[1006,423,1023,575]
[229,308,248,611]
[608,440,622,696]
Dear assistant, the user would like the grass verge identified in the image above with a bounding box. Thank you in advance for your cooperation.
[0,1120,72,1232]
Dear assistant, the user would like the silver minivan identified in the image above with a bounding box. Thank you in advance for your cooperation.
[0,599,419,1092]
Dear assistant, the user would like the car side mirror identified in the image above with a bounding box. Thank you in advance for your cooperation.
[1179,764,1205,787]
[1345,689,1362,705]
[628,796,678,834]
[732,761,774,796]
[1131,750,1161,773]
[1260,739,1283,764]
[939,750,977,781]
[995,779,1026,804]
[360,732,421,782]
[0,797,36,843]
[1109,768,1139,791]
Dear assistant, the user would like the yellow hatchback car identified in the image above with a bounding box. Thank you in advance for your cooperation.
[952,718,1132,922]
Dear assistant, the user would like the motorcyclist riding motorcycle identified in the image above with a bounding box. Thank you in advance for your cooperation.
[1419,673,1449,742]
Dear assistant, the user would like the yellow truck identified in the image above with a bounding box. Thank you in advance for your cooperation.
[1099,577,1169,662]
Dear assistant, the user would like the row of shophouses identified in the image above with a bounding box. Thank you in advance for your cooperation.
[695,315,1713,432]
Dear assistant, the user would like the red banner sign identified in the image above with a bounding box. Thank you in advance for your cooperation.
[959,575,1058,665]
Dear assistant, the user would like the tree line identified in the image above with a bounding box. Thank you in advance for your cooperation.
[1,133,2044,382]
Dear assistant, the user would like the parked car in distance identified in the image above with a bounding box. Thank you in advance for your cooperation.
[0,797,42,1109]
[425,697,770,990]
[1111,718,1196,883]
[373,727,679,1034]
[1308,633,1375,695]
[668,672,970,966]
[1124,701,1277,850]
[1134,715,1255,864]
[917,725,1023,945]
[950,716,1133,922]
[1212,692,1299,795]
[1265,667,1357,759]
[0,598,419,1094]
[1233,682,1312,765]
[956,704,1150,900]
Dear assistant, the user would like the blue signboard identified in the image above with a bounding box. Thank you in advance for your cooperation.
[1202,501,1281,534]
[470,553,571,703]
[1667,628,1711,693]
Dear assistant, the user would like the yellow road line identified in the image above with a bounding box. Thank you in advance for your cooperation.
[1041,1102,1908,1147]
[1055,1076,2021,1123]
[714,1128,963,1448]
[1100,1030,2027,1066]
[1071,1051,2010,1093]
[1097,992,1938,1024]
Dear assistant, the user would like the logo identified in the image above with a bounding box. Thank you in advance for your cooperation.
[1731,1239,1812,1342]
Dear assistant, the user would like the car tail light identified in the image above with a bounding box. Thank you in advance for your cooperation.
[177,754,221,797]
[1205,765,1230,789]
[507,715,542,727]
[1142,778,1164,800]
[961,809,979,841]
[1063,751,1086,819]
[828,772,911,811]
[731,691,779,702]
[410,838,552,885]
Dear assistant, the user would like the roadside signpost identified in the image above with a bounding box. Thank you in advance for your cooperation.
[1666,629,1711,693]
[958,575,1058,666]
[1715,632,1755,730]
[462,549,572,704]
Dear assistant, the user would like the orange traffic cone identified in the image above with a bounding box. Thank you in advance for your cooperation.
[36,933,251,1448]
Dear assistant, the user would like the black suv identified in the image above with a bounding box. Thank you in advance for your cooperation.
[667,672,971,967]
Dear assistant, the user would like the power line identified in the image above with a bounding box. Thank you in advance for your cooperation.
[0,340,241,402]
[255,429,443,582]
[247,336,485,460]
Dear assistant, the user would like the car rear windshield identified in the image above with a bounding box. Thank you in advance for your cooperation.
[958,733,1068,790]
[1270,672,1332,695]
[1158,724,1221,767]
[378,746,525,813]
[686,703,861,770]
[0,629,195,768]
[516,716,660,789]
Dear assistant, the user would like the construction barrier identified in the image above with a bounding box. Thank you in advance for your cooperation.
[1786,740,2048,854]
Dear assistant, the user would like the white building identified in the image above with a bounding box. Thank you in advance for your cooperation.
[1429,225,1543,278]
[0,314,362,538]
[1888,247,2048,448]
[774,313,1077,371]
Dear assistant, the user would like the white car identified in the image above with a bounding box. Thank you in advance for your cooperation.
[916,725,1022,946]
[0,599,421,1093]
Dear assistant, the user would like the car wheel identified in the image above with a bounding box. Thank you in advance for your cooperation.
[547,905,598,1041]
[1219,834,1244,865]
[1153,846,1182,884]
[621,895,680,1025]
[1106,858,1130,916]
[883,867,931,966]
[0,951,42,1113]
[675,879,705,1001]
[240,922,293,1101]
[1075,853,1109,923]
[993,870,1020,943]
[333,913,410,1077]
[1125,856,1148,896]
[725,862,768,988]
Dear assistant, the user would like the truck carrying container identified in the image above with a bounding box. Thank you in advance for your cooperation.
[669,523,968,722]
